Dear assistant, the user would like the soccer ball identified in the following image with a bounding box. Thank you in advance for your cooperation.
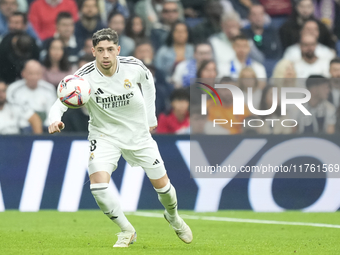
[57,75,91,109]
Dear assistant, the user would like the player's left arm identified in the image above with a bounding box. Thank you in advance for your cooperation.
[139,67,158,131]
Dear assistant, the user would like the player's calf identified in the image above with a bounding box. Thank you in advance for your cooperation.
[90,183,135,233]
[154,179,178,217]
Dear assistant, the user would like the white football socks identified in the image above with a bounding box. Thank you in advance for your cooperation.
[154,180,178,217]
[90,183,135,233]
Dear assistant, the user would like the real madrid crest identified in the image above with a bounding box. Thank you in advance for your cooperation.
[124,79,132,90]
[89,152,95,161]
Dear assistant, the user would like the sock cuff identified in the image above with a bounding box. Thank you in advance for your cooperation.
[154,179,171,194]
[90,183,109,191]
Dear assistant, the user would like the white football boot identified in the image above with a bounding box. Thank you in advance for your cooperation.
[164,211,193,244]
[113,231,137,248]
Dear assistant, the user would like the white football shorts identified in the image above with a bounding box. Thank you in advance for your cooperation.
[88,137,166,179]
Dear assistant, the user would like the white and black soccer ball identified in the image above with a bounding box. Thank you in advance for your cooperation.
[57,75,91,109]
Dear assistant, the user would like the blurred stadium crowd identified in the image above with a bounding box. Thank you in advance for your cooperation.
[1,0,340,135]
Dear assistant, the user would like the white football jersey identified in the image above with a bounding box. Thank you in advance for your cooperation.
[49,56,157,150]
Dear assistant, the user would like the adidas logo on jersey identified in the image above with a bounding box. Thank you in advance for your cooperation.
[153,159,160,165]
[94,88,104,95]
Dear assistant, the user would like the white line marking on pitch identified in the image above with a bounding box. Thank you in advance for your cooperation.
[126,212,340,229]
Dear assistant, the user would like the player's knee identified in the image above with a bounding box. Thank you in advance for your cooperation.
[89,170,111,184]
[90,183,109,197]
[150,172,168,189]
[154,178,173,194]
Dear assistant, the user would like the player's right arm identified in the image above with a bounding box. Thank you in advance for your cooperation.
[48,99,68,134]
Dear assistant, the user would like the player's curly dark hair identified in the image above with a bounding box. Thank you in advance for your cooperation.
[92,28,119,47]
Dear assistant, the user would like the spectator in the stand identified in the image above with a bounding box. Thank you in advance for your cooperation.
[98,0,130,25]
[209,12,264,72]
[238,67,262,109]
[28,0,78,40]
[108,12,135,56]
[7,11,39,42]
[189,59,218,106]
[134,0,183,35]
[172,42,213,88]
[242,4,282,60]
[197,59,218,79]
[0,0,18,35]
[191,0,223,43]
[293,33,330,78]
[134,41,173,116]
[133,40,155,65]
[42,12,80,65]
[209,13,241,69]
[228,0,273,28]
[279,0,335,51]
[0,80,42,134]
[283,20,336,62]
[272,59,297,80]
[181,0,205,21]
[271,59,299,88]
[0,31,40,84]
[150,1,180,51]
[78,53,95,67]
[207,77,251,134]
[42,38,76,87]
[312,0,337,29]
[157,88,190,134]
[155,21,194,82]
[295,75,335,134]
[258,85,293,134]
[75,0,104,49]
[228,0,258,21]
[6,60,57,129]
[220,34,266,79]
[257,0,292,28]
[78,37,94,58]
[328,58,340,109]
[126,15,147,45]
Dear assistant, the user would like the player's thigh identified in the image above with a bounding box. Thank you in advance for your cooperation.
[88,138,122,177]
[122,139,167,180]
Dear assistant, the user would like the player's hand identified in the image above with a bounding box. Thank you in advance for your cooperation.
[149,126,157,132]
[48,121,65,134]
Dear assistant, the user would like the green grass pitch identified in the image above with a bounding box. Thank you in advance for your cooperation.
[1,210,340,255]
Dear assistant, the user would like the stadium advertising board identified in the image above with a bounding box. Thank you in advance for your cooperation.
[0,135,340,212]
